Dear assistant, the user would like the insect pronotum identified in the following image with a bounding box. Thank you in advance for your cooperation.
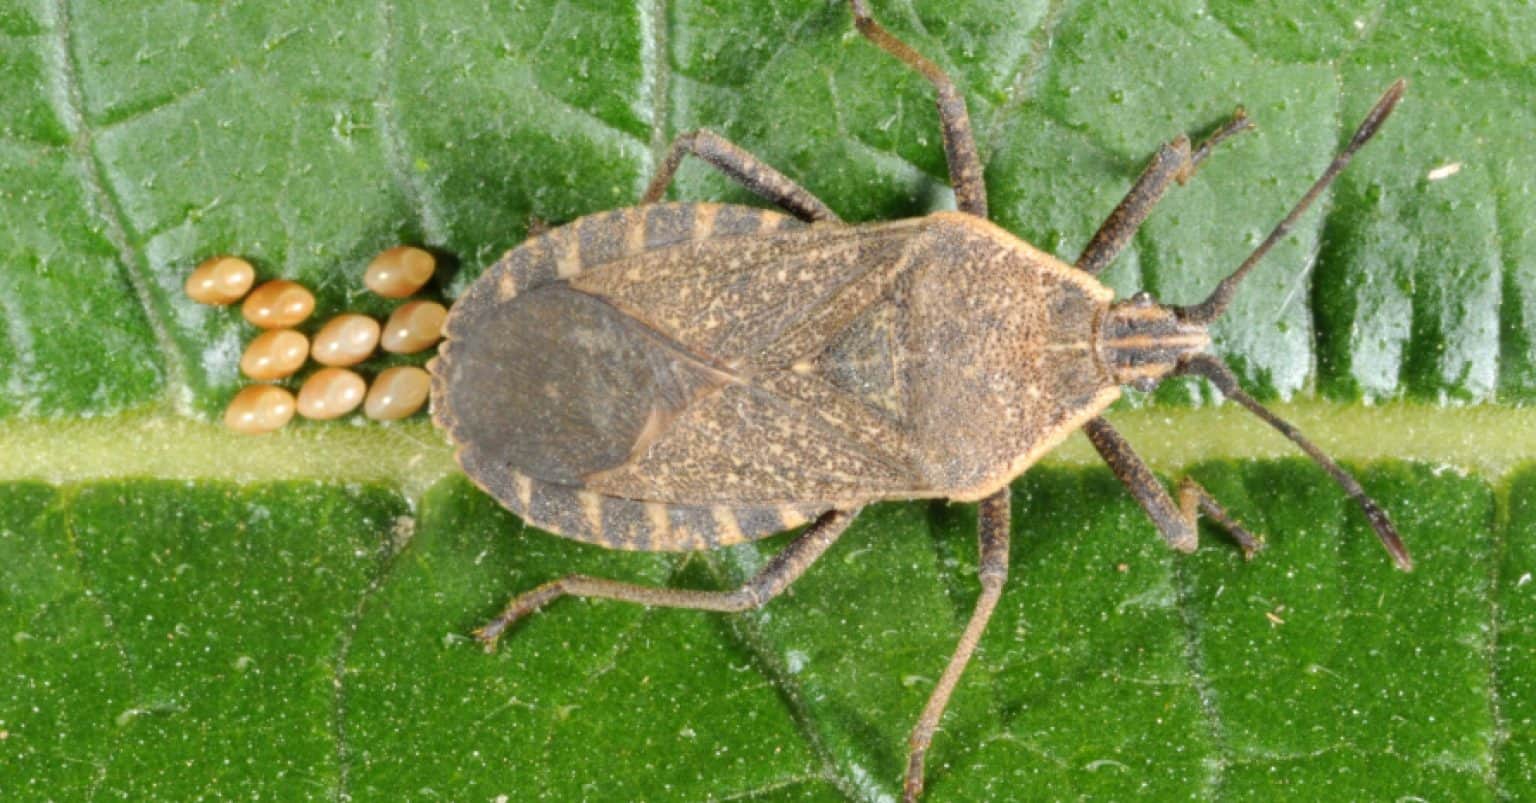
[428,2,1412,798]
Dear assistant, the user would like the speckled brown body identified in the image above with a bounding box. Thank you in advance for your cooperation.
[429,6,1410,798]
[430,203,1119,551]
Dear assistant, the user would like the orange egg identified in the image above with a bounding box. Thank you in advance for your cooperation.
[239,329,309,380]
[185,256,256,305]
[242,280,315,329]
[297,368,366,420]
[364,246,435,298]
[364,365,430,421]
[311,314,381,367]
[223,385,296,434]
[380,301,447,354]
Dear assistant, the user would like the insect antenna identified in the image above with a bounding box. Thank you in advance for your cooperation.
[1177,79,1406,325]
[1178,353,1413,571]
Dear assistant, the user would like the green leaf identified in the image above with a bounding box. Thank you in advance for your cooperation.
[2,481,407,796]
[5,467,1532,799]
[2,0,1533,412]
[3,0,1535,800]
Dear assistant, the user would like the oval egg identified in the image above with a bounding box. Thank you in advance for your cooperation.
[365,246,435,298]
[297,368,366,419]
[242,280,315,329]
[224,385,296,434]
[364,365,430,421]
[311,314,381,367]
[185,256,256,305]
[240,329,309,380]
[381,301,447,354]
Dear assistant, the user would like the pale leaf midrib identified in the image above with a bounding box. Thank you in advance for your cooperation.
[4,403,1533,498]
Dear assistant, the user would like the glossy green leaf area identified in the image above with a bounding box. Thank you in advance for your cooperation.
[0,481,408,797]
[0,0,1533,415]
[4,465,1533,800]
[4,0,1536,800]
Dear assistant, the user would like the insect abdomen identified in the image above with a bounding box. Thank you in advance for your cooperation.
[469,202,806,305]
[469,470,820,552]
[433,202,827,551]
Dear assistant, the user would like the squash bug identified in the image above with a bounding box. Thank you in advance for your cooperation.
[428,2,1412,798]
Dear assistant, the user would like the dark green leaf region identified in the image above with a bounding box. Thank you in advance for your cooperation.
[2,0,1534,800]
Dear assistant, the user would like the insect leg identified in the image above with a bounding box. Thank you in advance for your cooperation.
[642,129,840,223]
[903,488,1010,802]
[1178,354,1413,570]
[848,0,987,218]
[1176,80,1405,324]
[1084,417,1262,556]
[1075,112,1253,276]
[473,509,857,649]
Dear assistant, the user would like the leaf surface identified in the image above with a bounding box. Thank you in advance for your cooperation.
[2,0,1534,800]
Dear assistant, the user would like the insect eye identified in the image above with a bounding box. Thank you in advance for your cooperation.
[1131,291,1155,306]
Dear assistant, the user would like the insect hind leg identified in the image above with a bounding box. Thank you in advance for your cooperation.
[1084,417,1263,556]
[1074,111,1252,276]
[474,509,857,648]
[903,488,1010,801]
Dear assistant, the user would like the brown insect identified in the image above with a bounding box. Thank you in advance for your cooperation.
[428,2,1413,798]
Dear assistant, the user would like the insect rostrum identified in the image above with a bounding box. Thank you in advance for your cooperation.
[428,2,1411,799]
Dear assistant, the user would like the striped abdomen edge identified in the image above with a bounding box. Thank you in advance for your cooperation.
[491,470,826,552]
[433,202,824,551]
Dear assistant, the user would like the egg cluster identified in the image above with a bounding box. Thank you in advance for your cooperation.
[184,248,447,434]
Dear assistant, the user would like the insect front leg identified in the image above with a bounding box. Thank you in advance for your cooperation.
[1084,417,1262,556]
[848,0,987,218]
[903,488,1010,802]
[642,129,840,223]
[473,509,856,648]
[1074,112,1253,276]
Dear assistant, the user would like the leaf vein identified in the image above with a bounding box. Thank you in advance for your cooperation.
[538,556,686,793]
[640,0,669,180]
[1173,557,1229,798]
[377,0,450,245]
[330,501,415,803]
[92,67,239,134]
[39,0,186,413]
[58,486,139,801]
[980,0,1071,159]
[1484,468,1512,797]
[525,76,651,151]
[715,773,828,801]
[704,549,864,802]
